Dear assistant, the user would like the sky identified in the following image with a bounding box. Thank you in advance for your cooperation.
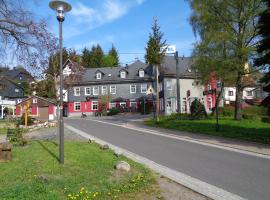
[26,0,196,66]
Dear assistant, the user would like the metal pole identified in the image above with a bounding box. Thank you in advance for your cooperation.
[175,51,181,114]
[59,20,64,164]
[156,64,159,122]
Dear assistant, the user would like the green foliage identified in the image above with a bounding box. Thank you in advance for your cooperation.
[102,55,117,67]
[261,116,270,123]
[20,81,31,95]
[190,99,207,119]
[219,107,234,117]
[188,0,266,120]
[7,128,28,146]
[108,44,119,66]
[107,108,120,116]
[35,76,56,98]
[18,113,33,126]
[145,19,167,66]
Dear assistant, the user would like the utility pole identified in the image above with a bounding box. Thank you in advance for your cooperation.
[175,51,181,114]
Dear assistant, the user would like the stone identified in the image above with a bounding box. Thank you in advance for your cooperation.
[0,142,12,162]
[100,144,109,150]
[114,150,122,157]
[36,175,49,183]
[115,161,130,172]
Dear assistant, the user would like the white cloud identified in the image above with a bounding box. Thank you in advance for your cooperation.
[65,0,145,39]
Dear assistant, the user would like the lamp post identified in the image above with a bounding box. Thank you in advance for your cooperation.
[49,0,72,164]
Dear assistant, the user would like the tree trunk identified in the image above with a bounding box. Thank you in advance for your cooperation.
[156,65,160,122]
[234,72,243,120]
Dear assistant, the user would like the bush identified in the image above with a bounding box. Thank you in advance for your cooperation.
[190,99,207,119]
[107,108,120,116]
[8,128,28,146]
[242,106,267,117]
[242,114,261,120]
[261,116,270,123]
[17,113,33,126]
[219,107,234,117]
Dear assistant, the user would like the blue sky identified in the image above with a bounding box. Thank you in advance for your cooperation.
[31,0,196,65]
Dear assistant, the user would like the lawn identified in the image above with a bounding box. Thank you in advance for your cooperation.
[145,116,270,144]
[0,141,158,200]
[0,120,15,135]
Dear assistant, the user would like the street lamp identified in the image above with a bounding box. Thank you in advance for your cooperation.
[49,0,72,164]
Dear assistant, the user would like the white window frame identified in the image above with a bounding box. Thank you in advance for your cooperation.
[92,101,98,110]
[74,102,81,111]
[141,84,147,93]
[130,85,136,94]
[33,98,37,103]
[110,103,116,108]
[166,80,172,90]
[139,69,144,77]
[96,73,102,79]
[120,102,126,107]
[74,87,80,96]
[101,86,107,95]
[120,71,126,78]
[85,87,91,96]
[110,85,116,94]
[15,88,19,93]
[93,86,99,95]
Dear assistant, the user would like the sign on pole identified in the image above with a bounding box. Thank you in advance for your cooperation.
[146,86,156,95]
[161,45,176,54]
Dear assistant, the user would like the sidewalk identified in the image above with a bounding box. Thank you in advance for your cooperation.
[127,120,270,156]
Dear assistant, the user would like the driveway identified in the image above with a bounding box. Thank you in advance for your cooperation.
[65,116,270,200]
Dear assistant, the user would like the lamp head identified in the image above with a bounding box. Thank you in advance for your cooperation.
[49,0,72,22]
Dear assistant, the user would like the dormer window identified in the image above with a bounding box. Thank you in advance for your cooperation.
[96,73,102,79]
[120,71,126,78]
[139,69,145,78]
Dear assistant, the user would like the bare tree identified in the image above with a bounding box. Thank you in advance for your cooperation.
[0,0,56,74]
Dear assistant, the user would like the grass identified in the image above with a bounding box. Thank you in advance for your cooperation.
[0,141,158,200]
[145,116,270,144]
[0,120,15,135]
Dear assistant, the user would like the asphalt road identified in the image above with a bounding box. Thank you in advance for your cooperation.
[65,118,270,200]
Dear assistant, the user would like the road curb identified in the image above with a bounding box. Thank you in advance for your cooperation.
[65,124,247,200]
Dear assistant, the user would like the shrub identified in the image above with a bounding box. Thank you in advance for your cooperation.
[219,106,234,117]
[17,113,33,126]
[8,128,28,146]
[242,114,261,120]
[261,116,270,124]
[242,106,267,117]
[107,108,120,116]
[190,99,207,119]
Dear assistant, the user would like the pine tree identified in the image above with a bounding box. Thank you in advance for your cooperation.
[145,19,167,122]
[82,47,92,68]
[108,45,119,66]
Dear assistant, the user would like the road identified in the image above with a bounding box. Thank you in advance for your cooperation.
[65,117,270,200]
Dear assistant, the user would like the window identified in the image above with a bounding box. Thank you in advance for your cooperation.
[246,90,253,96]
[74,102,81,111]
[141,84,147,93]
[130,102,137,108]
[110,86,116,94]
[33,98,37,103]
[110,103,116,108]
[96,73,102,79]
[85,87,91,95]
[101,86,107,95]
[93,86,99,95]
[15,88,19,93]
[166,80,172,90]
[139,69,144,77]
[74,87,80,96]
[92,101,98,110]
[207,84,211,91]
[207,97,212,111]
[120,102,126,108]
[130,85,136,93]
[182,98,187,112]
[228,91,234,96]
[120,71,126,78]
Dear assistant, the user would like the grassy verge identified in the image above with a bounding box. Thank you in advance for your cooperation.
[145,116,270,144]
[0,141,158,200]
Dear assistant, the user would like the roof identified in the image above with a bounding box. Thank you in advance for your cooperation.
[65,56,197,85]
[16,95,56,106]
[0,76,24,90]
[0,67,34,82]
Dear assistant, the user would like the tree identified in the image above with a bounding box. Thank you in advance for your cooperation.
[255,0,270,115]
[0,0,56,73]
[102,55,117,67]
[188,0,266,120]
[145,19,167,122]
[108,45,119,66]
[81,47,92,68]
[92,44,104,67]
